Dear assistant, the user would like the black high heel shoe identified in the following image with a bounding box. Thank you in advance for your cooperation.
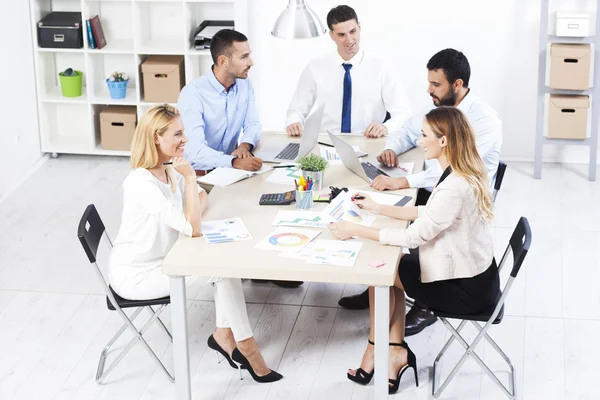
[388,341,418,394]
[347,339,375,385]
[231,348,283,383]
[207,334,245,370]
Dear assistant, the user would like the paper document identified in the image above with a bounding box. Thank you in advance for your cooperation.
[195,26,224,39]
[322,192,376,226]
[395,162,415,175]
[345,188,409,207]
[281,240,363,267]
[320,145,363,165]
[272,210,333,228]
[265,166,302,185]
[201,218,252,244]
[256,227,321,252]
[197,165,272,187]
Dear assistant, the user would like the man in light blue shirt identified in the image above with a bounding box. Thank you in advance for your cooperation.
[178,29,263,172]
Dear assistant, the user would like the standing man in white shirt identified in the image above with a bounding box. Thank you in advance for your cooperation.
[285,5,412,137]
[339,49,503,337]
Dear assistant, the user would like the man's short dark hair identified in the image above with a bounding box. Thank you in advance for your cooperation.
[326,5,359,30]
[210,29,248,64]
[427,49,471,88]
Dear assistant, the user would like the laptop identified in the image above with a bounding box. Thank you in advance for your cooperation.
[255,105,324,163]
[327,131,409,183]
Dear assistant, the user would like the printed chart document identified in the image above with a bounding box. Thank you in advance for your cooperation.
[265,166,302,185]
[322,191,376,226]
[320,145,364,165]
[394,162,415,176]
[197,165,272,187]
[272,210,333,228]
[256,227,321,252]
[201,217,252,244]
[282,240,363,267]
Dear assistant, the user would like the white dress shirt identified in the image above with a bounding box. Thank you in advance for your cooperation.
[286,49,413,134]
[385,91,502,189]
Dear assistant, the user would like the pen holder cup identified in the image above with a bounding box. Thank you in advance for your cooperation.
[301,170,324,191]
[295,190,314,209]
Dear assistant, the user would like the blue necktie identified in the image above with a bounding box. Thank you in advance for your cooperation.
[341,64,353,133]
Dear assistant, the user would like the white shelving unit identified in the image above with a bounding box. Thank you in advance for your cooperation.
[534,0,600,180]
[28,0,247,157]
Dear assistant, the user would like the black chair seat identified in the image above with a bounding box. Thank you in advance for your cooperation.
[430,291,504,324]
[431,304,504,324]
[107,286,170,311]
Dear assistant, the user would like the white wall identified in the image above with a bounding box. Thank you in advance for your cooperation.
[0,0,44,201]
[248,0,599,163]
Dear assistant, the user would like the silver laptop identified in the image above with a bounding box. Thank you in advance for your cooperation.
[255,105,324,163]
[327,131,408,183]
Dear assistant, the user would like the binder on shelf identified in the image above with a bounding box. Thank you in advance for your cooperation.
[86,19,96,49]
[193,20,234,50]
[89,15,106,49]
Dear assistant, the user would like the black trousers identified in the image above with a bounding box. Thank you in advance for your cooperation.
[399,254,501,315]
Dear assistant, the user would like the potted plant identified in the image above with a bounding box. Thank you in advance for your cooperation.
[58,67,83,98]
[296,153,329,190]
[106,71,129,99]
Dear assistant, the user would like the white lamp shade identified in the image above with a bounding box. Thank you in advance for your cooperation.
[271,0,327,39]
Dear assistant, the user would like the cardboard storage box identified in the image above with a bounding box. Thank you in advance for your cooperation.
[141,55,185,103]
[549,44,591,90]
[100,106,137,151]
[547,95,589,139]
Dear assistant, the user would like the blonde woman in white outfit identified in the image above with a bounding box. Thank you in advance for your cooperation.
[108,104,282,383]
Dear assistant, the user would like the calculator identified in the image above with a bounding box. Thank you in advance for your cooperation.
[259,191,295,205]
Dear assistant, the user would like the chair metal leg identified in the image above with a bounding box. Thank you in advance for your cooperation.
[432,318,516,400]
[96,304,174,384]
[470,321,517,399]
[432,319,467,392]
[148,306,173,342]
[96,307,144,383]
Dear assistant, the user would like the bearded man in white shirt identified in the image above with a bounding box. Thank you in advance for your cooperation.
[285,5,412,138]
[339,48,503,337]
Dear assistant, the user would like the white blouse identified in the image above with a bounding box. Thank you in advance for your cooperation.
[108,167,203,287]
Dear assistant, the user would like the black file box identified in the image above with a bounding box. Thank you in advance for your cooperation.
[38,12,84,49]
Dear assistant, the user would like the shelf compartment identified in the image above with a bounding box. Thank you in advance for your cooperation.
[91,104,137,151]
[184,1,234,51]
[38,52,88,102]
[39,103,93,150]
[31,0,85,51]
[83,0,134,51]
[135,1,185,53]
[88,53,138,104]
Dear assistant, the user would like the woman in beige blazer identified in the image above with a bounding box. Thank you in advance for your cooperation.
[329,106,499,394]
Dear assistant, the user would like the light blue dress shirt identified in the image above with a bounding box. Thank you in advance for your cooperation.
[177,68,262,170]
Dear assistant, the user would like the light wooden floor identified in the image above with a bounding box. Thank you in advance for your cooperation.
[1,156,599,400]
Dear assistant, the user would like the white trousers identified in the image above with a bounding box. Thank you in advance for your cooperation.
[110,267,253,341]
[213,278,253,341]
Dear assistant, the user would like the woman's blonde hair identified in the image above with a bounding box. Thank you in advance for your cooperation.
[424,106,494,221]
[130,104,180,191]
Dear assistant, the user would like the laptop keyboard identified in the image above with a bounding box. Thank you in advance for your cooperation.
[275,143,300,160]
[361,162,389,180]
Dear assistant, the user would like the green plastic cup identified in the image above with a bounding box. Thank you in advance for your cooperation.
[58,70,83,97]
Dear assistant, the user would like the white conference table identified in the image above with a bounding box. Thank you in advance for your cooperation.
[163,133,424,399]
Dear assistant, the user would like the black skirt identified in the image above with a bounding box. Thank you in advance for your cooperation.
[399,253,500,315]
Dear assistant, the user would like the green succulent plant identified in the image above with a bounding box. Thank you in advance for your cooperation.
[297,153,329,172]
